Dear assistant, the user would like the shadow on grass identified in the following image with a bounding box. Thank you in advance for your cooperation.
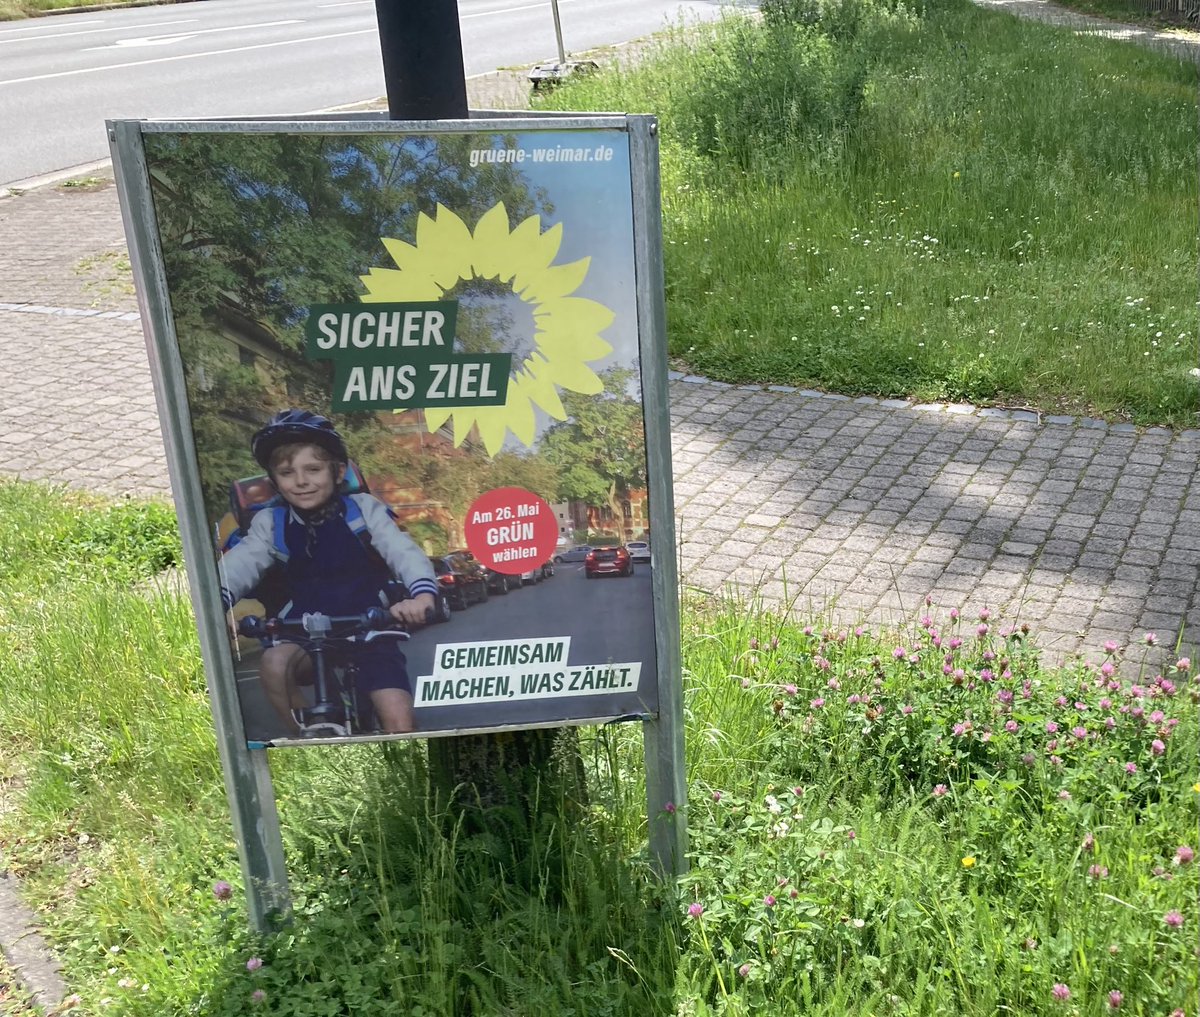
[195,739,681,1017]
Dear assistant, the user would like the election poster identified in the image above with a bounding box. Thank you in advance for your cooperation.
[131,121,665,745]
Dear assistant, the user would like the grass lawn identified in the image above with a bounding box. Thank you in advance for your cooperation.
[537,0,1198,427]
[0,479,1195,1015]
[0,954,39,1016]
[4,0,94,17]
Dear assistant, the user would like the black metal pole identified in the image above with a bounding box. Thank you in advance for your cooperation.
[374,0,468,120]
[371,1,575,824]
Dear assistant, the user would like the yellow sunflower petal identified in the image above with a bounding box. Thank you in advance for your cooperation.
[378,236,422,273]
[450,408,479,449]
[534,296,616,341]
[520,359,568,419]
[534,329,613,363]
[423,406,453,434]
[470,203,516,281]
[504,217,563,284]
[516,258,590,303]
[414,205,474,291]
[360,267,441,302]
[471,406,510,456]
[501,376,538,446]
[545,358,604,394]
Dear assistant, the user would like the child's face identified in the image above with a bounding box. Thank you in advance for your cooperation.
[271,445,345,512]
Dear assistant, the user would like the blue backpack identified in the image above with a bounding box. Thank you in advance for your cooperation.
[219,462,398,612]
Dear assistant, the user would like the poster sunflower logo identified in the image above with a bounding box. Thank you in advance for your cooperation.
[359,202,616,456]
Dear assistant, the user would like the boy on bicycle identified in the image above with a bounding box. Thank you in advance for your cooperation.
[219,409,437,736]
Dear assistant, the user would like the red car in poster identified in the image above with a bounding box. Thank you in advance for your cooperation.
[585,544,633,578]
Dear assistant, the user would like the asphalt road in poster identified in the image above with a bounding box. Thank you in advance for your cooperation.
[0,0,745,186]
[235,560,655,742]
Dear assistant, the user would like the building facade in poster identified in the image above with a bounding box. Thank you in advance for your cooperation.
[140,124,661,744]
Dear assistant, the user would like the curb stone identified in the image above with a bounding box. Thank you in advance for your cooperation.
[670,371,1174,435]
[0,875,67,1013]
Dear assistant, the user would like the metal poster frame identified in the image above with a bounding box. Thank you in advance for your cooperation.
[109,113,685,926]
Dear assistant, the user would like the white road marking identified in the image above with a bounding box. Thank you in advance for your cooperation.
[462,0,578,18]
[97,20,304,50]
[0,28,374,88]
[1,19,197,45]
[0,18,104,37]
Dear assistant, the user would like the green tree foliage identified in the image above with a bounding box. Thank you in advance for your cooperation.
[542,366,646,519]
[143,131,547,516]
[481,449,560,501]
[412,447,562,550]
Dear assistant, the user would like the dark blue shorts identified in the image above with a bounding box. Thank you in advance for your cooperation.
[282,638,412,696]
[349,640,412,696]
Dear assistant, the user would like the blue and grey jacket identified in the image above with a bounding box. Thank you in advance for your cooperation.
[219,493,437,613]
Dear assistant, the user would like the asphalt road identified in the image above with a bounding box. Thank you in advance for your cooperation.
[1,0,744,186]
[234,561,657,741]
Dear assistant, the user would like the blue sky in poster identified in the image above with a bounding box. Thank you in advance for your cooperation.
[384,128,643,451]
[373,128,640,379]
[501,128,638,376]
[504,129,641,446]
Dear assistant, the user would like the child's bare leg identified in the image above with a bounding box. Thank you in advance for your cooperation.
[369,688,415,734]
[260,643,312,735]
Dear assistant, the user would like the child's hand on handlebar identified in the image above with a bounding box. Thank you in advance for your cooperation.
[389,593,436,627]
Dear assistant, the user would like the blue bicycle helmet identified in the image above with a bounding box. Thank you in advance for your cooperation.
[251,409,348,468]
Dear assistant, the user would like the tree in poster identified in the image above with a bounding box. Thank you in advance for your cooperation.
[408,446,561,551]
[144,132,548,517]
[541,366,646,531]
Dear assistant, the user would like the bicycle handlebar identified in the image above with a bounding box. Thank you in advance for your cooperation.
[238,607,406,641]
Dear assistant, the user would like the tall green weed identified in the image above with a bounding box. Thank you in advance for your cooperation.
[536,0,1199,425]
[664,21,869,176]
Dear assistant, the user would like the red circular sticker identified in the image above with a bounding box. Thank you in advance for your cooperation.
[463,487,559,575]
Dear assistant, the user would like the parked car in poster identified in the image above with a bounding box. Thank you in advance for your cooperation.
[450,548,519,594]
[433,554,488,609]
[625,540,651,564]
[585,544,633,578]
[484,568,519,594]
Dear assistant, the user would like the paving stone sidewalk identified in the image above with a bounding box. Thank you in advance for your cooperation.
[671,379,1199,665]
[974,0,1200,61]
[2,176,1196,670]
